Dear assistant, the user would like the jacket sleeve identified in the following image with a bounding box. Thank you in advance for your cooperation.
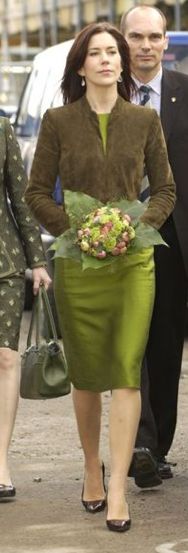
[25,110,69,237]
[4,119,46,268]
[140,110,176,229]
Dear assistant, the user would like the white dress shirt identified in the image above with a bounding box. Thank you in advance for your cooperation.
[131,68,162,115]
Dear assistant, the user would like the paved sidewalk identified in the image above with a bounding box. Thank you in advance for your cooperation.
[0,312,188,553]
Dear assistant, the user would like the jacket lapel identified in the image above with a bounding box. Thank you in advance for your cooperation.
[161,68,182,143]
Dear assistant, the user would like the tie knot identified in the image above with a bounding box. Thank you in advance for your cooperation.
[139,85,151,94]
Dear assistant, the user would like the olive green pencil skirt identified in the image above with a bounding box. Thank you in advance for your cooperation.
[54,248,155,392]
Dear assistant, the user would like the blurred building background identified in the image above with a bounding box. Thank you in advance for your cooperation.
[0,0,188,116]
[1,0,188,62]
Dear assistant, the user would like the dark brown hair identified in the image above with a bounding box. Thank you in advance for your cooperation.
[61,22,134,104]
[120,5,167,36]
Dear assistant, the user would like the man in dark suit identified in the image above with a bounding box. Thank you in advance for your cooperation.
[120,4,188,488]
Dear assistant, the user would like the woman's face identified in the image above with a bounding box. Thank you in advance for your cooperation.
[79,32,122,89]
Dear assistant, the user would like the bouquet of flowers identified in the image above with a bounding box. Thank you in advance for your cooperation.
[50,190,167,271]
[76,206,135,259]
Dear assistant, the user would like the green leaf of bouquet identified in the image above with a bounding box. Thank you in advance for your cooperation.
[49,228,81,261]
[81,252,119,271]
[64,190,103,228]
[130,222,168,251]
[108,199,146,224]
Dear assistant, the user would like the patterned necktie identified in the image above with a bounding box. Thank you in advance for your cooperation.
[139,85,152,201]
[139,85,152,107]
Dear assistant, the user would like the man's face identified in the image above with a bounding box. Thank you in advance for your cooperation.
[124,8,168,80]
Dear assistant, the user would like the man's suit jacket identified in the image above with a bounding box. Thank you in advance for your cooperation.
[161,68,188,276]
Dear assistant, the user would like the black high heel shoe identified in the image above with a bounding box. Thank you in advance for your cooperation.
[0,484,16,501]
[106,499,131,532]
[106,518,131,532]
[81,462,106,513]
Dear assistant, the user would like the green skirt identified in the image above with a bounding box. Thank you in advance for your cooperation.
[54,249,155,392]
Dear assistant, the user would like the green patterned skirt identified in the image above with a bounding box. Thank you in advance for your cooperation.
[54,248,155,392]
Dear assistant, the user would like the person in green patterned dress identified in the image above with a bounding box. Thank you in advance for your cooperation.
[0,117,51,501]
[25,22,175,532]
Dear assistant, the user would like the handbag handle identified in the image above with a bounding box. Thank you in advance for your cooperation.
[26,286,58,348]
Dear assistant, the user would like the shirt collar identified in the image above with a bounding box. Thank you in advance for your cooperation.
[132,67,162,96]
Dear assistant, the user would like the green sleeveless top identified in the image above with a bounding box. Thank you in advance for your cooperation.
[98,113,110,152]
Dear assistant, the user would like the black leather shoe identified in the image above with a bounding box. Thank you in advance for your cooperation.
[157,457,174,479]
[0,484,16,500]
[129,447,162,489]
[106,518,131,533]
[81,463,106,513]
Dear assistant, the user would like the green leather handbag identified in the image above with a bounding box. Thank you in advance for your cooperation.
[20,286,70,399]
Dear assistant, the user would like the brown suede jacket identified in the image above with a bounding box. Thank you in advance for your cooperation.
[25,95,176,237]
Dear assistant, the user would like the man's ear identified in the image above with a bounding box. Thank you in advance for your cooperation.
[164,36,169,51]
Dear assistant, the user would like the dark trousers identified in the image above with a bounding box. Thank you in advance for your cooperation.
[136,216,188,458]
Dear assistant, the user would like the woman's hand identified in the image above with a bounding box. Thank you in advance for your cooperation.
[32,267,52,295]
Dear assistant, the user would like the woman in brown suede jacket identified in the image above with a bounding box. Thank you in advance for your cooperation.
[25,22,175,532]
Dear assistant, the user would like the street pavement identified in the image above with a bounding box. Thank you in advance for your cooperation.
[0,311,188,553]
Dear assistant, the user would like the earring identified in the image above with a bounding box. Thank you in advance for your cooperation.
[117,74,123,83]
[81,77,85,87]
